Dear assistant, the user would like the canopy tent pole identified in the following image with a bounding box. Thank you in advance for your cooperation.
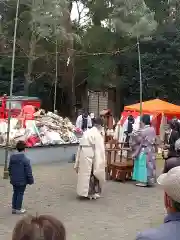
[4,0,20,179]
[137,36,142,117]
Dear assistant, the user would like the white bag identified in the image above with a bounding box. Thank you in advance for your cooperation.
[45,131,65,144]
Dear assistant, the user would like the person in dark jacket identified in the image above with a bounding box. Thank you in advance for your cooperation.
[163,120,179,159]
[163,139,180,173]
[124,115,134,147]
[8,141,34,214]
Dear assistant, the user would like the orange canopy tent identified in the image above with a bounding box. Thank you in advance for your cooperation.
[122,99,180,135]
[124,99,180,116]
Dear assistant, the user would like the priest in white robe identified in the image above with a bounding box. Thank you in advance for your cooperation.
[74,117,106,200]
[75,111,92,131]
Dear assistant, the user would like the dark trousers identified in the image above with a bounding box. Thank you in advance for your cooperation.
[12,185,26,210]
[88,169,101,196]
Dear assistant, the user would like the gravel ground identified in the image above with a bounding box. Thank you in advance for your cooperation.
[0,163,164,240]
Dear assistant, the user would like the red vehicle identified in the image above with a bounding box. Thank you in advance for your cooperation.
[0,95,41,119]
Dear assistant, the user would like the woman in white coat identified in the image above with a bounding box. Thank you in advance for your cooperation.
[74,117,106,200]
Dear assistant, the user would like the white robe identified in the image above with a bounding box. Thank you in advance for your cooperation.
[74,126,106,197]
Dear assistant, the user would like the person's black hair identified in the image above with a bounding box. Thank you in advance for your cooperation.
[128,115,134,124]
[127,117,134,134]
[174,121,180,136]
[94,117,104,126]
[141,114,151,126]
[16,141,26,152]
[82,108,88,113]
[169,120,177,130]
[82,109,88,117]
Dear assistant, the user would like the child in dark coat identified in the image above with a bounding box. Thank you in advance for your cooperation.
[8,141,34,214]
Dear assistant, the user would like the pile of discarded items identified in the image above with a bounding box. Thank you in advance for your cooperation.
[0,110,80,147]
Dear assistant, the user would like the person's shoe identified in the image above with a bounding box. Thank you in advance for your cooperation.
[88,195,94,200]
[15,209,26,214]
[12,209,16,214]
[93,193,101,199]
[135,183,147,187]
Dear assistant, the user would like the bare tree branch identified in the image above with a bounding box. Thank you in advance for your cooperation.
[75,0,87,25]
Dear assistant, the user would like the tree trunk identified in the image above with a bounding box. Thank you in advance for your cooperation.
[71,55,76,120]
[24,32,37,95]
[62,1,75,119]
[115,87,124,119]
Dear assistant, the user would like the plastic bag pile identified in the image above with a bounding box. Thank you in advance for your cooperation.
[0,111,79,147]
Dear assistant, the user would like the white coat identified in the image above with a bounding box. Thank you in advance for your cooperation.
[74,126,106,197]
[75,115,92,130]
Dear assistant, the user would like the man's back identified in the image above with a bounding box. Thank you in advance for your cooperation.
[136,213,180,240]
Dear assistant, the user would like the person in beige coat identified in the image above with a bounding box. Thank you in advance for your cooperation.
[74,117,106,200]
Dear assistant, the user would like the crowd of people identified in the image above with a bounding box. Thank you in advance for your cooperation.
[7,110,180,239]
[130,116,180,239]
[74,111,180,239]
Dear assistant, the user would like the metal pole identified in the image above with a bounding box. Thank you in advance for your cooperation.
[53,40,58,113]
[4,0,20,179]
[137,36,143,116]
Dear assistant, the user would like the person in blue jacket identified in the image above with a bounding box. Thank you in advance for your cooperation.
[8,141,34,214]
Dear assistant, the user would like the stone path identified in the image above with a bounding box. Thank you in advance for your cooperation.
[0,163,164,240]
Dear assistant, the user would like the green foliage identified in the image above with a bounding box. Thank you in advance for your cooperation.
[112,0,157,37]
[145,0,169,23]
[87,55,116,89]
[115,23,180,105]
[28,0,70,41]
[82,26,116,52]
[81,0,112,25]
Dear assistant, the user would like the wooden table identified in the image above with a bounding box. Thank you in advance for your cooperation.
[105,147,133,181]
